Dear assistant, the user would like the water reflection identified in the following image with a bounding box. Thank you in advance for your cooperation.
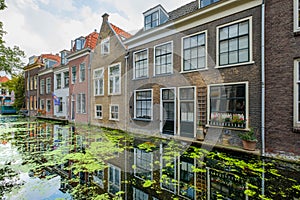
[0,117,299,200]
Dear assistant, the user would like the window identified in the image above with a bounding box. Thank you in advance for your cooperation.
[46,78,51,94]
[160,144,176,192]
[154,42,173,75]
[133,187,149,200]
[294,0,300,31]
[182,31,206,71]
[77,93,86,114]
[294,60,300,126]
[110,105,119,120]
[93,170,104,188]
[209,83,247,128]
[95,105,102,119]
[134,49,148,79]
[199,0,219,8]
[72,66,76,84]
[101,37,110,54]
[108,64,121,95]
[218,18,251,66]
[75,37,85,51]
[134,90,152,120]
[30,77,33,90]
[34,76,37,89]
[145,11,159,30]
[179,156,195,200]
[108,165,121,195]
[79,63,85,82]
[134,148,153,180]
[46,100,51,112]
[57,97,63,113]
[40,99,45,110]
[64,71,69,88]
[56,74,61,89]
[94,68,104,96]
[40,79,45,95]
[61,51,67,65]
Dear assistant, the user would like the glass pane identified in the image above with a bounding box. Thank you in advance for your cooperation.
[184,49,190,59]
[191,58,197,69]
[229,51,238,63]
[145,15,151,24]
[239,21,249,35]
[198,46,205,57]
[153,12,159,20]
[220,41,228,53]
[239,49,249,62]
[198,57,205,69]
[229,24,238,38]
[229,38,238,51]
[190,36,198,47]
[191,48,197,58]
[239,36,248,49]
[183,38,190,49]
[219,27,228,40]
[198,34,205,45]
[220,53,228,65]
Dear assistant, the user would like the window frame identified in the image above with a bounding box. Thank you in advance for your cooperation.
[216,17,253,68]
[199,0,219,8]
[133,187,149,200]
[64,71,69,88]
[154,41,173,76]
[108,164,121,195]
[56,73,61,89]
[46,77,51,94]
[133,49,149,80]
[181,30,208,73]
[134,148,153,181]
[57,97,63,113]
[71,66,76,84]
[144,10,159,30]
[46,99,51,112]
[94,68,104,96]
[207,82,249,129]
[134,89,153,121]
[40,99,45,110]
[109,104,119,121]
[294,0,300,32]
[95,104,103,119]
[40,79,45,95]
[108,63,121,95]
[294,60,300,127]
[101,37,110,55]
[79,63,85,82]
[76,93,86,114]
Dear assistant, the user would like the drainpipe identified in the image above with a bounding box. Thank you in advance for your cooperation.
[124,51,129,131]
[88,49,94,125]
[261,0,266,157]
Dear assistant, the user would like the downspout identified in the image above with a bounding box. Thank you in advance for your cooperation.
[261,0,266,157]
[88,49,93,125]
[124,51,129,132]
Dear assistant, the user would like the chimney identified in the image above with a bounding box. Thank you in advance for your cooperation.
[102,13,109,22]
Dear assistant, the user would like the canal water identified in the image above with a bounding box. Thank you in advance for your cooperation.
[0,116,299,200]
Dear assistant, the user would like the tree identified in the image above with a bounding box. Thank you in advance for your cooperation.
[10,74,25,110]
[0,0,25,75]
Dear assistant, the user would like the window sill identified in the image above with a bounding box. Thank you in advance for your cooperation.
[180,68,208,74]
[294,30,300,36]
[215,61,255,69]
[108,93,122,96]
[133,77,149,81]
[292,127,300,133]
[95,117,103,120]
[133,118,152,122]
[109,118,119,121]
[94,94,105,97]
[207,124,249,131]
[153,72,173,77]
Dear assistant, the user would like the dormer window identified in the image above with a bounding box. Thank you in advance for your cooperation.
[143,5,169,31]
[75,37,85,51]
[28,56,36,65]
[199,0,219,8]
[44,59,57,68]
[101,37,110,55]
[61,51,68,65]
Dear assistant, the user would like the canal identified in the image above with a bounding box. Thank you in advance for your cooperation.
[0,116,299,200]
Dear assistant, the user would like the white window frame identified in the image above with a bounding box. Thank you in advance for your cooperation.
[56,73,61,89]
[40,99,45,110]
[134,89,153,121]
[46,99,51,112]
[160,144,176,193]
[79,63,85,82]
[216,16,253,68]
[64,71,69,88]
[294,60,300,127]
[133,49,149,79]
[294,0,300,32]
[71,66,76,84]
[76,93,86,114]
[108,63,121,95]
[101,37,110,55]
[154,41,173,76]
[108,164,121,195]
[134,148,153,181]
[144,10,159,30]
[95,104,103,119]
[178,157,196,200]
[94,68,104,96]
[40,79,45,95]
[207,81,249,129]
[46,77,51,94]
[133,187,149,200]
[109,104,119,121]
[181,30,208,73]
[199,0,219,8]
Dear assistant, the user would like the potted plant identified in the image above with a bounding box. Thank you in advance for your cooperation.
[238,128,257,151]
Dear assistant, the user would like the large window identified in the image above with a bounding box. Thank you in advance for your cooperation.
[46,78,51,94]
[56,74,61,89]
[95,105,102,119]
[77,93,86,114]
[79,63,85,82]
[145,11,159,30]
[108,165,121,195]
[294,0,300,31]
[108,64,121,95]
[134,148,153,180]
[183,32,206,71]
[133,49,148,79]
[101,37,110,54]
[72,66,76,84]
[40,79,45,95]
[154,42,173,75]
[209,83,247,128]
[46,99,51,112]
[94,68,104,96]
[134,90,152,120]
[110,105,119,120]
[64,71,69,88]
[57,97,63,113]
[218,18,250,66]
[75,37,85,51]
[133,187,149,200]
[199,0,219,8]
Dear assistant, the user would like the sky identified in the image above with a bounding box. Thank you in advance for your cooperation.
[1,0,193,64]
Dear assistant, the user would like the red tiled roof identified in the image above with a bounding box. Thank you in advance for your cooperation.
[110,23,132,39]
[85,31,99,50]
[41,54,61,63]
[0,76,9,83]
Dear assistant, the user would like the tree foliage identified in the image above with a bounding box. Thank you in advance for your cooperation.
[9,74,25,110]
[0,0,25,75]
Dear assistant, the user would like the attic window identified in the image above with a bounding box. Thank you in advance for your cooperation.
[101,37,110,55]
[44,59,57,68]
[199,0,219,8]
[75,37,85,51]
[143,5,169,31]
[145,11,159,30]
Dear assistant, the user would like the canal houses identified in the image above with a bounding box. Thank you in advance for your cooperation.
[124,0,263,148]
[90,13,132,130]
[67,31,98,124]
[53,50,70,119]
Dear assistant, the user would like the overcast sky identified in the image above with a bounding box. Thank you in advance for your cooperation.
[1,0,192,64]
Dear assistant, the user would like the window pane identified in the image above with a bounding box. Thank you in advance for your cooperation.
[220,27,228,40]
[229,24,238,38]
[220,53,228,65]
[220,41,228,53]
[229,51,238,63]
[229,38,238,51]
[184,38,190,49]
[239,36,248,49]
[239,21,249,35]
[239,49,249,62]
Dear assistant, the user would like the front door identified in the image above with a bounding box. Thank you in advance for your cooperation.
[161,88,176,135]
[179,87,195,138]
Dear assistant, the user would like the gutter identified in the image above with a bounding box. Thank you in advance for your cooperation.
[261,0,265,157]
[88,50,94,125]
[124,52,129,131]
